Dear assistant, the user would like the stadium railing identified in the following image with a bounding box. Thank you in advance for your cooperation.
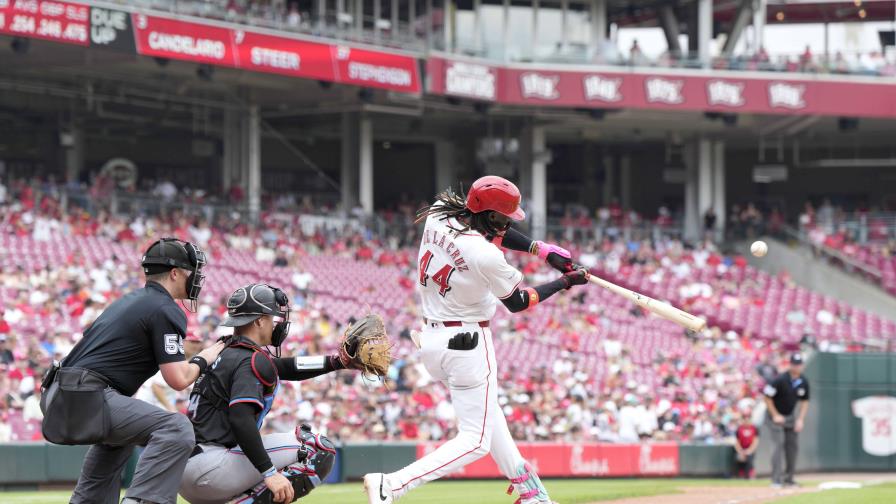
[97,0,895,77]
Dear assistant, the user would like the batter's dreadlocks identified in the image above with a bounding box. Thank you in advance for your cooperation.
[415,186,509,240]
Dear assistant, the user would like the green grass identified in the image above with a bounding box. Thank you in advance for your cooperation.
[0,478,771,504]
[772,481,896,504]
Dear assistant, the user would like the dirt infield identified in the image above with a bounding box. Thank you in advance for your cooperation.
[589,473,896,504]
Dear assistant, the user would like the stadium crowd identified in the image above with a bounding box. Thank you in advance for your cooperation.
[0,178,881,448]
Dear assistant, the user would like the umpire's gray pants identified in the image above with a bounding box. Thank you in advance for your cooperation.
[767,413,798,484]
[70,388,195,504]
[179,432,303,504]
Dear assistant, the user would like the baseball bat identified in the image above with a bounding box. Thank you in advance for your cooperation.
[586,273,707,332]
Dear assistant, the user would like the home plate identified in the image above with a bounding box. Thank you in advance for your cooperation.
[818,481,863,490]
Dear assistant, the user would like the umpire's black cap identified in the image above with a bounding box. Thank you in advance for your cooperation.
[142,238,196,275]
[790,352,804,365]
[221,283,288,327]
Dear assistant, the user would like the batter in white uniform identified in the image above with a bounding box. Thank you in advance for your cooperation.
[364,176,589,504]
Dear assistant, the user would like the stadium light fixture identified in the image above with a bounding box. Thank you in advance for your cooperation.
[10,37,29,54]
[196,64,215,82]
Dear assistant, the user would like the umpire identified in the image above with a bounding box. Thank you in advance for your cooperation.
[763,352,810,488]
[40,238,226,504]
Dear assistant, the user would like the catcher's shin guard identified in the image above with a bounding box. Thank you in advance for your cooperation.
[295,424,336,480]
[506,462,554,504]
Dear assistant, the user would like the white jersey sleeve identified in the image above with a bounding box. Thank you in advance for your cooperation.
[478,246,523,299]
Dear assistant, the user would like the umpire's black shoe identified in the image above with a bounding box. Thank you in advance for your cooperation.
[783,480,800,488]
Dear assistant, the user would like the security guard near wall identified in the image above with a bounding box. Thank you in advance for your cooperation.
[40,238,226,504]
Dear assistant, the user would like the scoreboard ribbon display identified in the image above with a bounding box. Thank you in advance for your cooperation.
[0,0,89,46]
[1,0,421,94]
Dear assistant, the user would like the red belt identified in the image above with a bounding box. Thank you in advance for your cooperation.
[426,320,489,328]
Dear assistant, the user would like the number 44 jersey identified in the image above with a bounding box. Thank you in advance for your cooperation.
[417,211,523,322]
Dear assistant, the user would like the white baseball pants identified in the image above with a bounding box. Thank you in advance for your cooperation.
[386,323,526,499]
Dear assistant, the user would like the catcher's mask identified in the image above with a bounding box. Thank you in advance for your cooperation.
[222,283,291,356]
[142,237,207,312]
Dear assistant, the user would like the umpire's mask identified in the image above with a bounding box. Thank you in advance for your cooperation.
[221,283,291,356]
[141,237,207,312]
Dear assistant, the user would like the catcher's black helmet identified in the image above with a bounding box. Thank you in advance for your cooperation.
[222,283,291,349]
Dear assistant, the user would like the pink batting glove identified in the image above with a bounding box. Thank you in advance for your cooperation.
[533,240,571,261]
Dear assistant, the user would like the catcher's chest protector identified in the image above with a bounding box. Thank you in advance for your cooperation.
[192,341,279,415]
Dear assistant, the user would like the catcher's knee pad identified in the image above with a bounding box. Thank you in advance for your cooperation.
[506,461,551,504]
[295,423,336,481]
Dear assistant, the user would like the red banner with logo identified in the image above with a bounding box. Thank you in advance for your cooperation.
[415,442,680,478]
[429,56,896,118]
[0,0,88,46]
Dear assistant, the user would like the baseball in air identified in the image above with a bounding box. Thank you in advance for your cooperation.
[751,240,768,257]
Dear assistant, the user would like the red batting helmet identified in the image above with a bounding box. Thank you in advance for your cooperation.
[465,176,526,221]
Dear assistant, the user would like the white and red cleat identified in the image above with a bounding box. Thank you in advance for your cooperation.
[363,473,394,504]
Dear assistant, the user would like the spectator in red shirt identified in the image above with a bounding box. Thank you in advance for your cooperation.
[0,308,10,335]
[734,411,759,479]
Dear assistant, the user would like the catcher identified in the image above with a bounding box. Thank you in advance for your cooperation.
[179,283,391,504]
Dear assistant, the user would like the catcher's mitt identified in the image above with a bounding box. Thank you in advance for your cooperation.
[338,314,392,380]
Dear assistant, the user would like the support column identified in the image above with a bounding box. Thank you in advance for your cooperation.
[247,104,261,222]
[358,115,374,214]
[501,0,510,62]
[63,124,84,183]
[222,107,243,195]
[697,137,712,238]
[531,125,547,239]
[698,0,712,66]
[712,140,726,239]
[619,153,631,211]
[582,143,600,209]
[519,121,547,238]
[683,142,699,242]
[473,0,482,52]
[340,112,359,212]
[721,0,754,57]
[434,140,456,192]
[659,6,682,57]
[602,152,615,206]
[752,0,766,52]
[590,0,607,47]
[317,0,326,31]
